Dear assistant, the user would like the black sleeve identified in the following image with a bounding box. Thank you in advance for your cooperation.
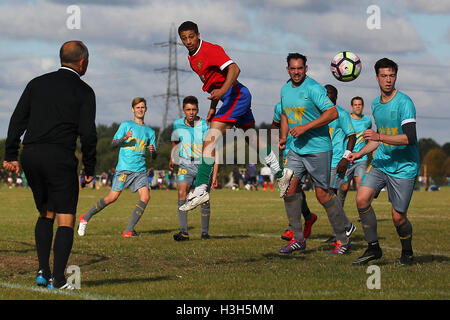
[78,87,97,177]
[4,82,32,161]
[402,122,417,145]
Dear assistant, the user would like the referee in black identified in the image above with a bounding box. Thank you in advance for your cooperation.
[3,40,97,290]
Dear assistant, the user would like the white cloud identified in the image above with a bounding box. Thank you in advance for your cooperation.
[0,0,449,145]
[404,0,450,14]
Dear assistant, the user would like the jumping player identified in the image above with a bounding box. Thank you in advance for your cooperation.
[177,21,292,211]
[349,58,419,265]
[77,97,157,237]
[272,101,317,241]
[278,53,351,255]
[170,96,216,241]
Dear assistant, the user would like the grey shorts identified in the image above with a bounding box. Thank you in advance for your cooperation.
[360,165,415,213]
[343,160,368,184]
[111,170,149,193]
[285,149,331,190]
[176,161,199,186]
[330,167,346,189]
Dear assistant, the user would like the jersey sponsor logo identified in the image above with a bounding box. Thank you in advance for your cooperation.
[283,105,306,125]
[123,136,148,153]
[378,126,399,148]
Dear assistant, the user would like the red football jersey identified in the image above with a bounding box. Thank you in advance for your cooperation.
[187,40,234,93]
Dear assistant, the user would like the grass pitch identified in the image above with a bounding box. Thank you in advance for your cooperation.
[0,185,449,300]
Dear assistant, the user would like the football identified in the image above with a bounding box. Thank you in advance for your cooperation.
[330,51,362,82]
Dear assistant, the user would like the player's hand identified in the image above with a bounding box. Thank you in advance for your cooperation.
[336,158,349,174]
[363,129,379,141]
[347,152,361,163]
[124,130,133,139]
[206,108,216,125]
[84,175,94,184]
[212,176,219,189]
[169,159,174,171]
[279,137,287,150]
[290,125,307,138]
[208,88,225,101]
[3,161,20,174]
[148,144,156,153]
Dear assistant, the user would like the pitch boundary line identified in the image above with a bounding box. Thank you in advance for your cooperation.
[0,281,121,300]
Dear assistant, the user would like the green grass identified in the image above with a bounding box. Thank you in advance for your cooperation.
[0,185,449,300]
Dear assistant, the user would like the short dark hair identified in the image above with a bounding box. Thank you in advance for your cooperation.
[351,96,364,105]
[286,53,307,66]
[132,97,147,108]
[178,21,199,35]
[374,58,398,75]
[324,84,338,104]
[59,40,88,64]
[183,95,198,107]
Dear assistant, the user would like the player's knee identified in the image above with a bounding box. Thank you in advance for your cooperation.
[140,194,150,204]
[315,188,330,204]
[392,210,407,226]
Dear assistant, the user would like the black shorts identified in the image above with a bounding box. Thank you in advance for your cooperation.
[21,144,79,214]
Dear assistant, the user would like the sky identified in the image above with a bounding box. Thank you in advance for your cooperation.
[1,0,450,144]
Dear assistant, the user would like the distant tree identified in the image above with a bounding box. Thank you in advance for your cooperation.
[442,142,450,157]
[423,148,447,185]
[0,139,5,164]
[418,138,440,161]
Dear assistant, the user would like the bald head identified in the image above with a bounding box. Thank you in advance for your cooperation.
[60,41,89,75]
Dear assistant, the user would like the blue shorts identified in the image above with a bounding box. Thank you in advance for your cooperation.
[213,83,255,128]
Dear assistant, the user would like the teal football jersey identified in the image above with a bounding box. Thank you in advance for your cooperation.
[273,101,293,159]
[172,117,209,160]
[281,77,334,155]
[349,114,372,163]
[114,120,156,172]
[371,91,420,179]
[328,105,355,168]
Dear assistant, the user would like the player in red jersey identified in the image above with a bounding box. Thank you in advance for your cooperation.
[178,21,293,211]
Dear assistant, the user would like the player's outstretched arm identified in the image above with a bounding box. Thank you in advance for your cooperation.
[279,113,289,150]
[208,63,240,101]
[337,134,356,173]
[290,106,338,138]
[348,139,380,162]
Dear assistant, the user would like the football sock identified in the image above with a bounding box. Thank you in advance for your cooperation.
[194,157,215,187]
[300,189,312,221]
[337,189,347,208]
[358,206,378,243]
[83,198,107,222]
[200,202,211,234]
[284,193,304,241]
[261,145,282,177]
[52,226,74,285]
[395,219,413,254]
[35,217,54,276]
[177,200,188,233]
[124,200,147,233]
[322,195,348,243]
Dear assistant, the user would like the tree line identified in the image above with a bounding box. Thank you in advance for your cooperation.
[1,124,450,186]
